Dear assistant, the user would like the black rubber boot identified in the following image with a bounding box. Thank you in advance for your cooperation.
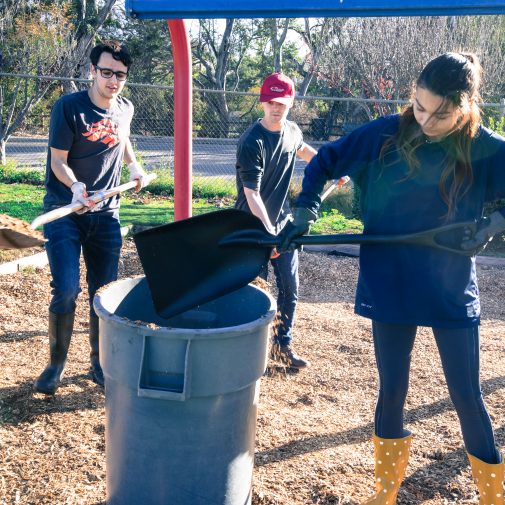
[89,309,104,388]
[270,343,311,369]
[34,311,75,395]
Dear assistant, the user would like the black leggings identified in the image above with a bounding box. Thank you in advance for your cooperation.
[372,321,499,463]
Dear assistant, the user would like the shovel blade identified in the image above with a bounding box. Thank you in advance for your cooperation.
[0,214,46,249]
[133,209,272,319]
[0,230,45,249]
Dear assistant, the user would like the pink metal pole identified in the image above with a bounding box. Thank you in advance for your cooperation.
[167,19,192,220]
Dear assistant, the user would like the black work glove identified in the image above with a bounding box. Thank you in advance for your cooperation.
[461,211,505,254]
[278,207,318,253]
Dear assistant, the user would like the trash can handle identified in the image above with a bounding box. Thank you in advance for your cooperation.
[137,336,191,401]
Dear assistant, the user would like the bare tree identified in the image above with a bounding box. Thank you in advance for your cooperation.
[291,18,347,97]
[314,16,505,127]
[265,18,290,73]
[63,0,118,86]
[192,19,263,137]
[444,16,505,99]
[0,0,116,164]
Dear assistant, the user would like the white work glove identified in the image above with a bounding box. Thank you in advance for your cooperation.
[128,161,148,191]
[461,211,505,254]
[71,181,92,214]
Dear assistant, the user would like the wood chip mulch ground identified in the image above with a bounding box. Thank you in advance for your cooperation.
[1,239,504,505]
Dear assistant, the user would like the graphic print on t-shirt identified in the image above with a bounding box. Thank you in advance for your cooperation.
[82,118,120,146]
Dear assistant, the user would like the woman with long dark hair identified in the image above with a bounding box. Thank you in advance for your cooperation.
[280,52,505,504]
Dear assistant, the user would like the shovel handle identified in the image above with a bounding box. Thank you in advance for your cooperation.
[290,220,478,255]
[320,176,350,201]
[220,220,478,256]
[30,173,157,229]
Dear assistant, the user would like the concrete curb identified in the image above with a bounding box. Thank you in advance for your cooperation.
[0,226,133,275]
[305,244,505,267]
[0,251,49,275]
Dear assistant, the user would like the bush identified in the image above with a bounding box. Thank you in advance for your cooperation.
[486,116,505,137]
[0,161,45,185]
[288,180,358,219]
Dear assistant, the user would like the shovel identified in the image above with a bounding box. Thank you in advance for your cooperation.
[133,208,476,319]
[0,173,157,250]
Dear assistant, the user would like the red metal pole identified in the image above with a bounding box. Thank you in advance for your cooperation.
[167,19,192,220]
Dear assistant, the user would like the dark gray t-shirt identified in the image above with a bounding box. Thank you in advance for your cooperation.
[235,119,303,229]
[43,90,134,212]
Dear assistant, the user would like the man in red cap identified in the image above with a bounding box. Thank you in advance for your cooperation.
[235,72,317,369]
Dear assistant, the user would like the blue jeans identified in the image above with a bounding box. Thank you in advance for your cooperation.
[44,212,122,314]
[260,249,299,346]
[372,320,500,463]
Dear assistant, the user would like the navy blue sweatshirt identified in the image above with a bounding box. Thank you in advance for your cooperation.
[296,114,505,328]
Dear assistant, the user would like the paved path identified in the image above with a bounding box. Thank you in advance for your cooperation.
[7,136,315,179]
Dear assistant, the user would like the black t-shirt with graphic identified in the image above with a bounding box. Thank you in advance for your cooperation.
[43,90,134,212]
[235,119,303,230]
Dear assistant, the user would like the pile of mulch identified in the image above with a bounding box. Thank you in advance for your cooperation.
[0,239,504,505]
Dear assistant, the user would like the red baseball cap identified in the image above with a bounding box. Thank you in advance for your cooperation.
[260,73,295,104]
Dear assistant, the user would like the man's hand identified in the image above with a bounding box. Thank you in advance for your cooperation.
[461,211,505,254]
[128,161,148,191]
[278,207,318,253]
[71,182,93,214]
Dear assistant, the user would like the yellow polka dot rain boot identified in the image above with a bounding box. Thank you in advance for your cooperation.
[361,433,413,505]
[467,452,504,505]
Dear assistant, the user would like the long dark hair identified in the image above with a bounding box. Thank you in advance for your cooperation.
[381,52,482,218]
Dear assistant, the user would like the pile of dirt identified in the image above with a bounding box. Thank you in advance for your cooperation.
[0,238,504,504]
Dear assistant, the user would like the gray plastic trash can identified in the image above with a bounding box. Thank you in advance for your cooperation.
[93,276,276,505]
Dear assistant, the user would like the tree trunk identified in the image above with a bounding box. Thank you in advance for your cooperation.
[0,139,6,166]
[208,92,230,137]
[268,19,289,73]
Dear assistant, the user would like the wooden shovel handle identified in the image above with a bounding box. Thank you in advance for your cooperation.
[30,173,157,229]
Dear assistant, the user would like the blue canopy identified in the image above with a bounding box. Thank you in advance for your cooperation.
[126,0,505,19]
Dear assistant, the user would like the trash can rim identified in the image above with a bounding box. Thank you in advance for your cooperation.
[93,277,277,335]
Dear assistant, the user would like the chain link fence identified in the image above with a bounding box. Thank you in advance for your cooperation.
[2,73,505,193]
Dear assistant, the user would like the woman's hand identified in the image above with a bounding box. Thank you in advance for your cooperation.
[461,211,505,253]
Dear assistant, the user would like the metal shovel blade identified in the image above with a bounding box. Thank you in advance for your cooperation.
[133,209,272,319]
[0,214,45,249]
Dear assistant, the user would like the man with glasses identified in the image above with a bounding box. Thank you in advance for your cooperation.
[34,40,147,395]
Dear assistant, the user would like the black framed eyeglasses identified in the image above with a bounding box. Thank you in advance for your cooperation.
[95,65,128,81]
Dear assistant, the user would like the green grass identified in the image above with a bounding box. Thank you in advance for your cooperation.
[0,182,229,227]
[0,166,364,263]
[0,171,361,234]
[118,167,236,199]
[0,183,46,222]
